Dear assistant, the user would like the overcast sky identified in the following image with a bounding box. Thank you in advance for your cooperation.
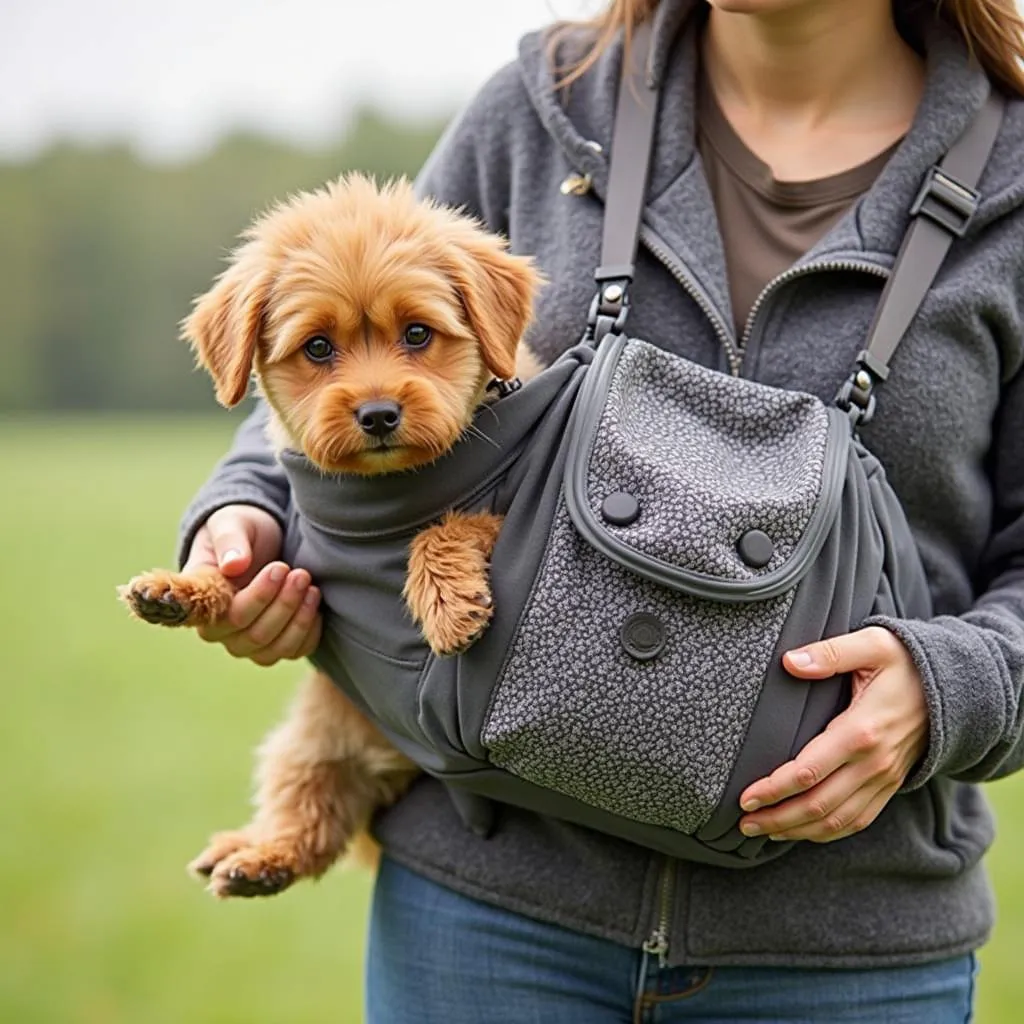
[0,0,599,162]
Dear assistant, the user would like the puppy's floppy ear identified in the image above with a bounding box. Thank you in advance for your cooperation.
[445,231,542,381]
[181,241,273,408]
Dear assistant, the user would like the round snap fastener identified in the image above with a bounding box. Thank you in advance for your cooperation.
[620,612,666,661]
[601,491,640,527]
[738,529,774,569]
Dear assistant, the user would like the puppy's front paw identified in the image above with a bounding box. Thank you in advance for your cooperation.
[118,567,233,628]
[421,585,494,657]
[190,832,300,899]
[405,567,495,657]
[405,512,503,658]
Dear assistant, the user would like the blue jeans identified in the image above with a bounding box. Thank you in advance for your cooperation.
[366,857,976,1024]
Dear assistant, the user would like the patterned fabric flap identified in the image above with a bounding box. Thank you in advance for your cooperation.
[564,336,850,601]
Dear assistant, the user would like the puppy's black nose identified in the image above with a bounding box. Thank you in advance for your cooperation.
[356,400,402,438]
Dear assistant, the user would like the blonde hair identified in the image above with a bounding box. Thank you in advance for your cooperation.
[552,0,1024,97]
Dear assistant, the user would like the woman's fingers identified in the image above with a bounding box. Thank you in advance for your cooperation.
[181,525,219,576]
[185,505,284,589]
[181,506,319,667]
[741,759,880,839]
[819,784,901,843]
[205,509,255,576]
[782,626,904,679]
[196,562,290,642]
[763,778,899,843]
[739,714,862,813]
[741,627,920,812]
[248,588,323,666]
[220,569,311,656]
[197,565,322,665]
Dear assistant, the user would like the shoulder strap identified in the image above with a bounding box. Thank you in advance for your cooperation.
[838,90,1005,424]
[588,20,659,343]
[591,24,1006,427]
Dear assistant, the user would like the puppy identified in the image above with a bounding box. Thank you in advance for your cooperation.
[119,174,542,898]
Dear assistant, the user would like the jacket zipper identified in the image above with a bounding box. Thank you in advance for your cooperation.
[640,227,890,378]
[640,228,742,375]
[739,259,890,375]
[641,857,675,969]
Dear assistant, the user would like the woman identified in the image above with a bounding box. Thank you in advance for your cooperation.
[178,1,1024,1020]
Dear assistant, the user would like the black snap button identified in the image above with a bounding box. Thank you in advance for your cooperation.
[620,612,666,661]
[738,529,774,569]
[602,491,640,527]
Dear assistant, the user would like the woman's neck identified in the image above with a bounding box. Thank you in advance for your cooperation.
[702,0,926,179]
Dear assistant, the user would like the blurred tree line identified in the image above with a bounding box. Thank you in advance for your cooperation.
[0,107,448,411]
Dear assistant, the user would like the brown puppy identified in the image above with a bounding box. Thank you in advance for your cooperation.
[120,174,542,898]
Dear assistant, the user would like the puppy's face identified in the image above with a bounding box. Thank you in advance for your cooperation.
[183,175,540,475]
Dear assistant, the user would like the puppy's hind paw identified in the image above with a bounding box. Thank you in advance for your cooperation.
[118,567,233,628]
[201,840,302,900]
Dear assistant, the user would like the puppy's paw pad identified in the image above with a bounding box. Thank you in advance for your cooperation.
[219,865,296,898]
[119,569,232,628]
[122,583,190,625]
[206,846,298,899]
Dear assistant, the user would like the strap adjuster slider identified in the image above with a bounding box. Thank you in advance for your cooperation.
[909,167,980,238]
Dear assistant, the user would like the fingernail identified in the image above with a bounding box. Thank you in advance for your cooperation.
[269,565,286,582]
[741,797,760,812]
[769,834,787,842]
[304,589,319,607]
[788,650,814,668]
[220,548,242,567]
[741,822,762,837]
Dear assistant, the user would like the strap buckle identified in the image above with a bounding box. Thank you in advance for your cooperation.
[909,166,980,238]
[586,268,633,344]
[485,376,523,400]
[835,349,890,427]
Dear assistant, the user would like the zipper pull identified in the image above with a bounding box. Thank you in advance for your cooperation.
[642,929,669,970]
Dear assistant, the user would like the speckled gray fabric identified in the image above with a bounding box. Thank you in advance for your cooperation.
[481,337,828,833]
[482,496,794,833]
[584,339,829,580]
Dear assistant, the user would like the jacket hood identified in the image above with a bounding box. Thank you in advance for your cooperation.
[514,0,1024,260]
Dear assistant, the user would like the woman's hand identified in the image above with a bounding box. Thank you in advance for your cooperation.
[738,626,928,843]
[182,504,322,666]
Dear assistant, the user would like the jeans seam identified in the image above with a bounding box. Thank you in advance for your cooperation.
[964,952,978,1023]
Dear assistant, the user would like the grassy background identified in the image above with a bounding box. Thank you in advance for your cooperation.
[3,416,1024,1023]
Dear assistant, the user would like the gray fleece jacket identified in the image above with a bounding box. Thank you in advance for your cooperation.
[180,0,1024,966]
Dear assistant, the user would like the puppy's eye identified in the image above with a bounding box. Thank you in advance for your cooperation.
[303,336,335,363]
[402,324,433,349]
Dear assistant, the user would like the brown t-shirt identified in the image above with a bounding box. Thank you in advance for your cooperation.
[697,78,898,335]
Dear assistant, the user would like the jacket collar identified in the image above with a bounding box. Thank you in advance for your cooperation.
[516,0,1002,265]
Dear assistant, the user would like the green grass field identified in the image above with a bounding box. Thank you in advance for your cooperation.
[3,416,1024,1023]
